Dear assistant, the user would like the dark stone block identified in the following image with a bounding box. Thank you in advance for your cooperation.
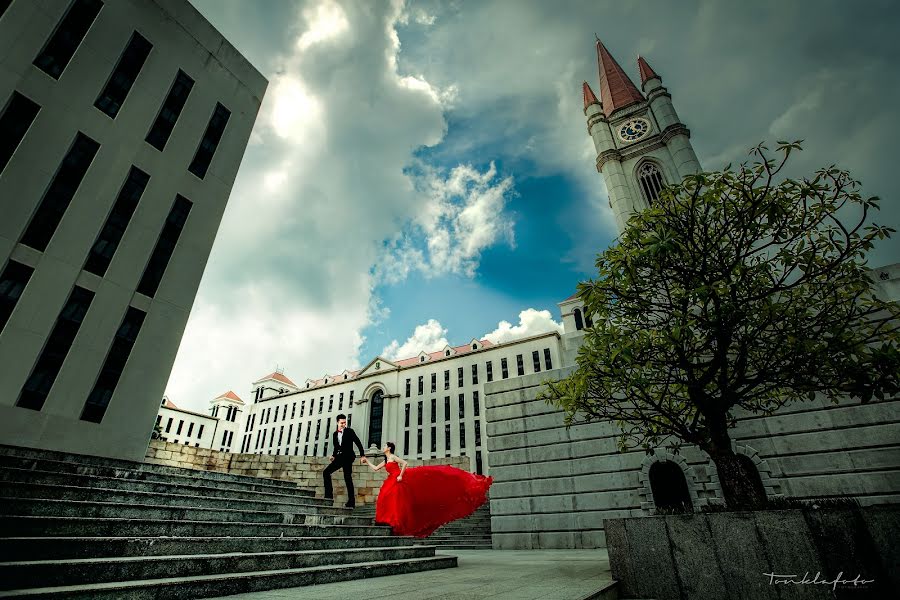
[705,512,775,600]
[666,514,729,600]
[753,510,827,600]
[860,504,900,591]
[625,516,681,600]
[605,518,636,596]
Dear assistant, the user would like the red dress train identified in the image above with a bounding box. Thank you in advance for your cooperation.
[375,461,493,538]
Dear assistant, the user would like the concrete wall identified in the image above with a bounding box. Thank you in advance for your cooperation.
[145,440,470,507]
[606,506,897,600]
[484,367,900,549]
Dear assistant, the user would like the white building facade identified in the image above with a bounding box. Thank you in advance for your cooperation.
[235,334,563,475]
[156,397,218,449]
[0,0,267,461]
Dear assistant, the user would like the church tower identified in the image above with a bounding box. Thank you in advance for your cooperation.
[584,39,701,234]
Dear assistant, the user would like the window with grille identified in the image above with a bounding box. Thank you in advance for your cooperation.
[637,162,665,205]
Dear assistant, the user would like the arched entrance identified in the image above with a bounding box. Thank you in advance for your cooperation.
[649,460,693,512]
[367,389,384,448]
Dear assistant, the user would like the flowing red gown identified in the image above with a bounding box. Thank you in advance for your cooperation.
[375,461,493,538]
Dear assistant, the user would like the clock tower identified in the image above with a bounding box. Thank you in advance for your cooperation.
[583,39,701,234]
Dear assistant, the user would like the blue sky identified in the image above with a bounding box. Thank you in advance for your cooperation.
[167,0,900,411]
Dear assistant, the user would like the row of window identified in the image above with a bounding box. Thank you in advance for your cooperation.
[404,393,482,427]
[212,404,239,422]
[242,414,353,455]
[402,420,483,455]
[8,282,145,422]
[404,349,553,397]
[157,414,205,439]
[572,308,594,331]
[246,391,354,433]
[0,0,231,182]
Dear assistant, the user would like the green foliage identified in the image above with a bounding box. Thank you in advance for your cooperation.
[542,142,900,457]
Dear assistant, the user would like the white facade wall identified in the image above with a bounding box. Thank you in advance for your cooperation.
[235,333,563,475]
[156,404,217,449]
[0,0,266,460]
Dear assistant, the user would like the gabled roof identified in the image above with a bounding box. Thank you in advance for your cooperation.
[214,390,244,404]
[162,398,178,409]
[394,340,495,367]
[596,38,645,117]
[253,371,297,387]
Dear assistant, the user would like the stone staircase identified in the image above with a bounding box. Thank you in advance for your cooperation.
[0,444,456,598]
[355,503,493,549]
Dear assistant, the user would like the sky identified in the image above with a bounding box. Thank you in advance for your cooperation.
[166,0,900,412]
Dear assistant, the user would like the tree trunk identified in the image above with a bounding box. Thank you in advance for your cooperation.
[704,417,768,509]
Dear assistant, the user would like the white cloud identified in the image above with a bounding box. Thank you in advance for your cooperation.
[482,308,564,345]
[382,319,449,360]
[295,0,350,51]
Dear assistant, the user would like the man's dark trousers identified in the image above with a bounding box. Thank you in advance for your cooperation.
[323,455,355,506]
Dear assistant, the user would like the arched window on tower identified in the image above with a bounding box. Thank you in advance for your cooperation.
[737,454,766,500]
[637,162,665,205]
[585,312,593,328]
[573,308,584,331]
[649,460,693,512]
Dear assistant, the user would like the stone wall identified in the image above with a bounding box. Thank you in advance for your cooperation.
[606,505,897,599]
[483,366,900,549]
[145,441,469,506]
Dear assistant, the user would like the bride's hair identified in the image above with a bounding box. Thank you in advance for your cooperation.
[386,442,395,453]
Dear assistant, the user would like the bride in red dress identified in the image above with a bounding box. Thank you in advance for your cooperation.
[362,442,493,538]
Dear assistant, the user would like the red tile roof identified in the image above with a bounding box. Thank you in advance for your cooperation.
[394,340,494,367]
[162,398,178,409]
[215,390,244,404]
[583,81,600,111]
[254,372,297,387]
[596,39,644,117]
[637,56,659,85]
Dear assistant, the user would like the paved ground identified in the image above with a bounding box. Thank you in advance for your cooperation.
[211,549,613,600]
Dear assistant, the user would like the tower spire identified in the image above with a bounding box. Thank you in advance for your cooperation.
[595,39,644,116]
[582,81,600,111]
[637,56,660,86]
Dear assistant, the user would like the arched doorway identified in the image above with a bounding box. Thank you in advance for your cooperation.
[737,454,766,500]
[367,389,384,448]
[649,460,693,512]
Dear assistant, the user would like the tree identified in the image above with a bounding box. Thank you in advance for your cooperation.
[541,142,900,509]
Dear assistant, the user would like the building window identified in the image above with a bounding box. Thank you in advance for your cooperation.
[277,426,284,446]
[155,415,161,427]
[165,417,173,433]
[532,350,541,373]
[473,391,480,417]
[0,91,41,176]
[544,348,552,370]
[516,354,524,376]
[404,403,410,427]
[585,312,593,327]
[366,389,384,448]
[444,370,449,390]
[471,364,478,385]
[274,406,279,421]
[476,451,483,474]
[472,343,477,350]
[338,393,343,411]
[444,396,450,421]
[638,162,665,205]
[349,391,354,404]
[405,378,411,397]
[445,349,450,357]
[328,395,333,412]
[318,398,323,413]
[459,422,466,448]
[80,306,146,423]
[444,424,451,452]
[348,413,352,427]
[186,422,194,437]
[649,461,693,512]
[430,373,436,393]
[417,401,423,426]
[21,132,100,252]
[403,430,409,455]
[197,424,204,438]
[295,423,302,443]
[418,376,423,395]
[177,420,184,435]
[305,422,311,442]
[574,308,584,331]
[430,426,436,453]
[287,424,293,446]
[501,358,508,379]
[291,403,296,419]
[456,367,463,387]
[32,0,104,80]
[188,102,230,179]
[0,260,35,335]
[136,195,192,297]
[430,398,436,424]
[300,401,305,417]
[458,394,465,419]
[94,32,152,118]
[417,429,423,455]
[16,286,94,411]
[315,419,321,440]
[486,361,493,382]
[475,421,482,446]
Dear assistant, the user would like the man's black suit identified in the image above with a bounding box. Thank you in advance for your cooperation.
[323,426,365,507]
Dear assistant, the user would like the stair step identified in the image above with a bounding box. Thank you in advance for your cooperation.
[0,467,330,507]
[0,481,349,516]
[0,535,413,561]
[0,545,437,590]
[0,456,306,497]
[0,515,391,538]
[0,555,458,599]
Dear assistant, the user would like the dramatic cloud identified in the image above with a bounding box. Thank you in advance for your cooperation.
[381,319,449,360]
[482,309,564,345]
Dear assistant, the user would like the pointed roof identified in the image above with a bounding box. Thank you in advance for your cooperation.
[215,390,244,404]
[162,398,178,409]
[637,56,660,85]
[596,39,644,116]
[583,81,600,111]
[253,371,297,387]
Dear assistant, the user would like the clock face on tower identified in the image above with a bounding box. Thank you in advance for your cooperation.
[618,118,650,143]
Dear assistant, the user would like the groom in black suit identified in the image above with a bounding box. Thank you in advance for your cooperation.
[323,414,366,508]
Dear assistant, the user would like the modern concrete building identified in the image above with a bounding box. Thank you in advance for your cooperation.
[232,334,563,476]
[0,0,267,460]
[482,40,900,550]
